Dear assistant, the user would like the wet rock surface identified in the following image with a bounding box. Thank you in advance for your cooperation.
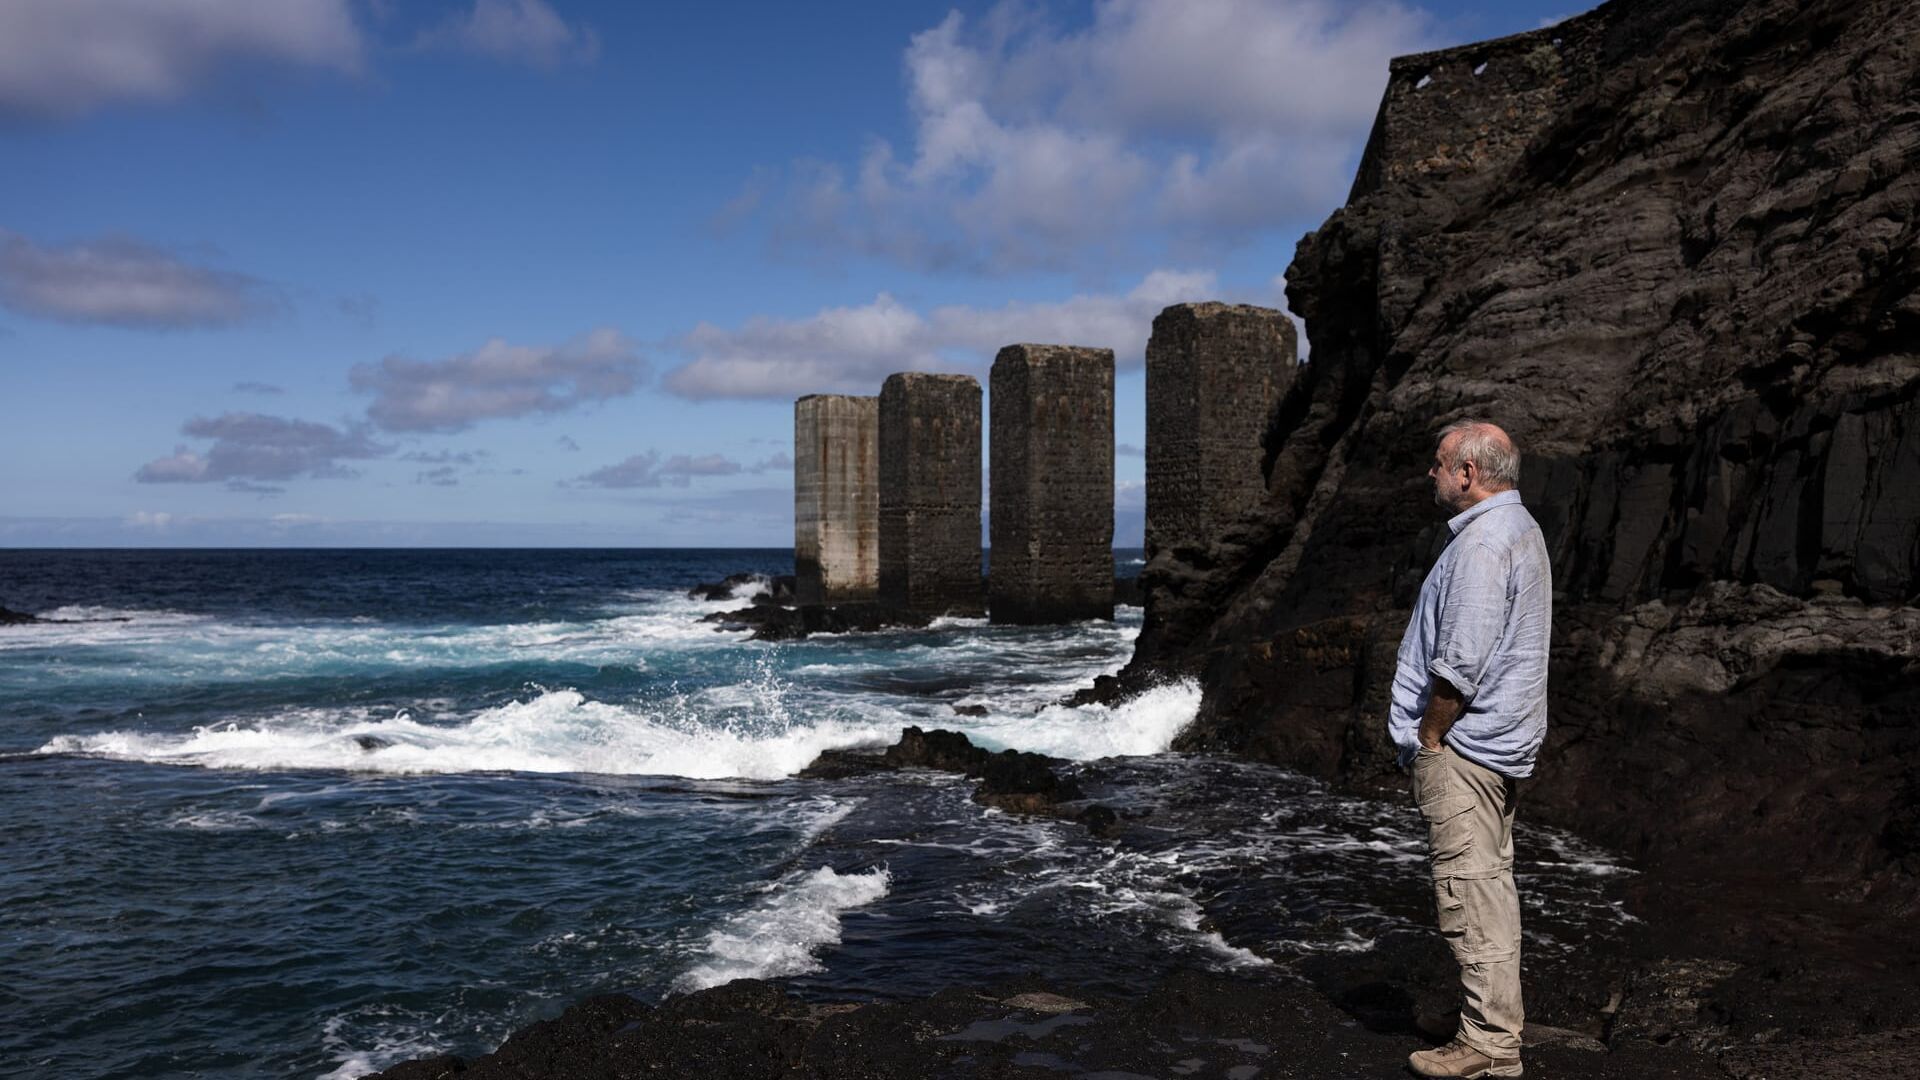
[371,968,1736,1080]
[883,726,1086,813]
[802,726,1099,820]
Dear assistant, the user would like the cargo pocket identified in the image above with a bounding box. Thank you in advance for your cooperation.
[1417,791,1477,870]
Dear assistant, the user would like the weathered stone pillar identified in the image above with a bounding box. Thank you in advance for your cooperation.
[878,373,984,615]
[794,394,879,605]
[1146,303,1298,554]
[990,344,1114,623]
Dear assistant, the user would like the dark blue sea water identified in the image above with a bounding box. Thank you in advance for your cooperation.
[0,550,1634,1078]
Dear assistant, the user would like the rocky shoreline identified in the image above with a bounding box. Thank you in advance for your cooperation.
[369,722,1920,1080]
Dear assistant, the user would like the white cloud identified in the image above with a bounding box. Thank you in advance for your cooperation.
[417,0,598,68]
[663,268,1218,400]
[0,229,278,329]
[350,328,646,433]
[747,0,1436,272]
[0,0,363,121]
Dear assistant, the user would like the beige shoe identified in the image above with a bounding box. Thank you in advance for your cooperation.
[1407,1039,1523,1078]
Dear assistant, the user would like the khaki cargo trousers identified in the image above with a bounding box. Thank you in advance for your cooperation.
[1411,744,1523,1058]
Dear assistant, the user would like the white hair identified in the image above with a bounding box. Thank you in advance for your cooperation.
[1437,419,1520,490]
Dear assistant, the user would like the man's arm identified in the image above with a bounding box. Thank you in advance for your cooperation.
[1421,541,1504,752]
[1419,679,1465,751]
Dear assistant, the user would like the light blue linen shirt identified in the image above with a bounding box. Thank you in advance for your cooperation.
[1389,489,1553,778]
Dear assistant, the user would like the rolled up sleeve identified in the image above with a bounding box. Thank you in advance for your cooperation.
[1428,542,1507,702]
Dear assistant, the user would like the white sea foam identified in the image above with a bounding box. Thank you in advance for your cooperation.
[1152,890,1275,968]
[955,679,1202,760]
[38,688,895,780]
[725,574,774,600]
[318,1006,456,1080]
[167,810,262,831]
[2,593,745,668]
[39,604,201,623]
[674,865,892,992]
[0,605,214,653]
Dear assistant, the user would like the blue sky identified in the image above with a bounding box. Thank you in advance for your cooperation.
[1,0,1581,547]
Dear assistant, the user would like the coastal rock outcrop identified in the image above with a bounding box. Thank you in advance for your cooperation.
[884,725,1086,813]
[702,602,932,641]
[799,726,1105,821]
[1126,0,1920,901]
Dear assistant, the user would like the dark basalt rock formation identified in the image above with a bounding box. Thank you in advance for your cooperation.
[883,726,1087,813]
[368,969,1737,1080]
[1123,0,1920,903]
[703,602,933,641]
[800,727,1108,822]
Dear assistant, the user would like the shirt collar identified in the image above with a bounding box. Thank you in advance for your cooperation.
[1447,488,1522,536]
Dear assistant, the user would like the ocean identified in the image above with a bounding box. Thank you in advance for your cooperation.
[0,550,1634,1078]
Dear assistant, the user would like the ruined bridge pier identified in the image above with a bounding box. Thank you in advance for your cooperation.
[990,344,1115,624]
[793,394,879,606]
[1145,303,1299,556]
[878,373,984,616]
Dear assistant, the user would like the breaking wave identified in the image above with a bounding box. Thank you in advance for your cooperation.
[37,688,895,780]
[675,865,893,991]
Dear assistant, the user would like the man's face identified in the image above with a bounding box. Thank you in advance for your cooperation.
[1429,434,1465,511]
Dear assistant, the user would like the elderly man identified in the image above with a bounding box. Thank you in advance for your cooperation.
[1391,419,1551,1079]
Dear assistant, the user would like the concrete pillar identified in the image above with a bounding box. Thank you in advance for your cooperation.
[794,394,879,605]
[990,344,1114,624]
[878,373,983,615]
[1146,303,1298,555]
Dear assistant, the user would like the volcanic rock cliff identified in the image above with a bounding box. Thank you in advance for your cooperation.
[1131,0,1920,902]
